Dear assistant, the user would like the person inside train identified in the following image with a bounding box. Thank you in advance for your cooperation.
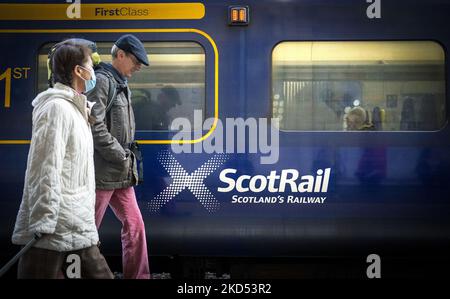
[372,106,384,131]
[86,34,150,279]
[345,106,375,131]
[400,97,417,130]
[11,41,114,279]
[148,85,181,130]
[132,86,181,131]
[344,107,386,184]
[131,89,152,130]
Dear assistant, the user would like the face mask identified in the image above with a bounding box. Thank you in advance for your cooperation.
[79,65,96,93]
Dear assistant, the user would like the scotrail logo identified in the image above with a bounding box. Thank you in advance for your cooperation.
[149,151,332,213]
[148,151,228,213]
[150,111,330,213]
[218,168,331,193]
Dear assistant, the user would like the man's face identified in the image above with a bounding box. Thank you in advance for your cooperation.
[117,50,142,78]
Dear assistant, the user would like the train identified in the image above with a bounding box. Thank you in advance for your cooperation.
[1,0,450,278]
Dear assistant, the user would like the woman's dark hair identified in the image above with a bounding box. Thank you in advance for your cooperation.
[51,41,92,87]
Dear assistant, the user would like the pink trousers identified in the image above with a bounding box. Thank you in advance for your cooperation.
[95,187,150,279]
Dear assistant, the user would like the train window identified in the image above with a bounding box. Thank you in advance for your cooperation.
[38,41,205,131]
[272,41,446,131]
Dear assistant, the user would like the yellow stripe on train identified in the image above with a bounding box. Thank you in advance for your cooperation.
[0,3,205,21]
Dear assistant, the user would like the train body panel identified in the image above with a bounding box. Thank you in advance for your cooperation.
[0,0,449,258]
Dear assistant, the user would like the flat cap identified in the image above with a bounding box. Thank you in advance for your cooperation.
[115,34,149,66]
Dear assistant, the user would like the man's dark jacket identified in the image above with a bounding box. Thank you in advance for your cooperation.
[86,62,138,190]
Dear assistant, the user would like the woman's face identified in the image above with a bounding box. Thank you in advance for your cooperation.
[77,56,94,80]
[72,56,93,93]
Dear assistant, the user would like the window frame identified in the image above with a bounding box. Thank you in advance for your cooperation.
[270,40,448,133]
[31,29,219,145]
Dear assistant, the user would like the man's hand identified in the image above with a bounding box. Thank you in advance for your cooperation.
[124,149,131,160]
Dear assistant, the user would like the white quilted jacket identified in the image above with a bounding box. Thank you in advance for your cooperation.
[12,83,99,252]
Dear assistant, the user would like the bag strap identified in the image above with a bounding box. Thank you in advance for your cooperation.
[95,69,117,113]
[129,142,144,184]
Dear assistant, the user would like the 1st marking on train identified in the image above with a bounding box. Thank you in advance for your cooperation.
[0,67,31,108]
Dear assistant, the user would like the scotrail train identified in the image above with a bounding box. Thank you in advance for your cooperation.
[0,0,450,278]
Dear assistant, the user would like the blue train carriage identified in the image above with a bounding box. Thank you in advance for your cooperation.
[0,0,449,277]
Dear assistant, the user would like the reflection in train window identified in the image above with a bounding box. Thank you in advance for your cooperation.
[38,42,205,131]
[272,41,446,131]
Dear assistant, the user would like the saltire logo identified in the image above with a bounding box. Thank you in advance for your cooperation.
[148,151,228,213]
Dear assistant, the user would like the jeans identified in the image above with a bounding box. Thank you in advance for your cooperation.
[95,187,150,279]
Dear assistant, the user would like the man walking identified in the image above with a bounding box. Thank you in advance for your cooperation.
[87,34,150,279]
